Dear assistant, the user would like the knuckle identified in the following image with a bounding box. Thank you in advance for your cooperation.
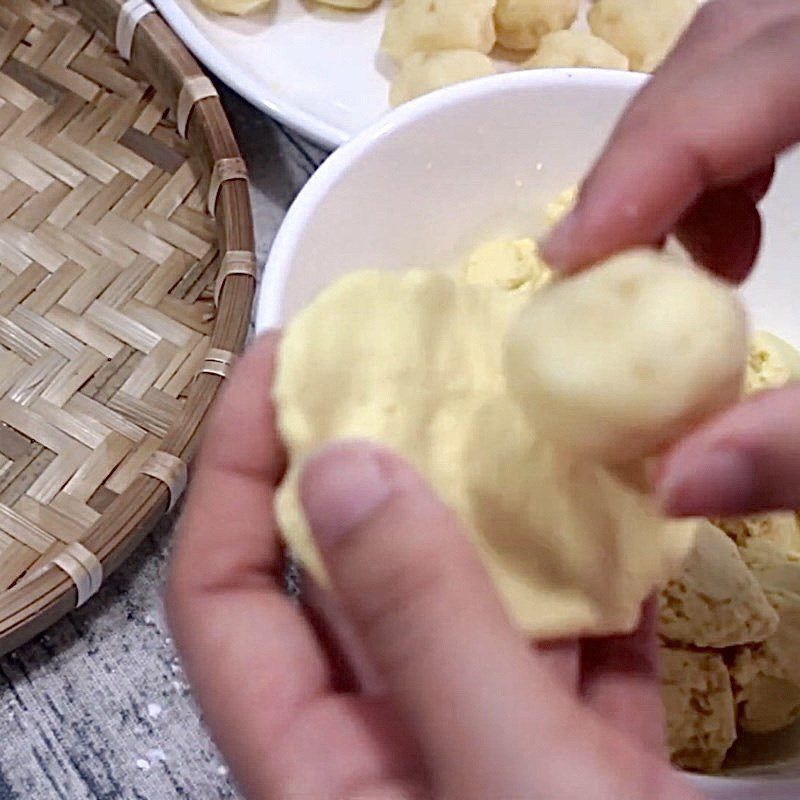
[691,0,730,35]
[691,0,756,36]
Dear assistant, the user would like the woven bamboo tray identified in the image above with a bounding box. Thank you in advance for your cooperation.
[0,0,255,655]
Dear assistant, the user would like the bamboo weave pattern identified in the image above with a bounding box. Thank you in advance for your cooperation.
[0,0,246,644]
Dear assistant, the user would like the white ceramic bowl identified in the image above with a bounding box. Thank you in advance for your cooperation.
[255,70,800,799]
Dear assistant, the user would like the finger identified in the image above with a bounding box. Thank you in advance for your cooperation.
[542,13,800,272]
[173,333,286,586]
[167,334,328,791]
[740,163,776,203]
[300,441,553,796]
[658,383,800,516]
[534,641,580,692]
[300,442,696,799]
[167,336,416,799]
[581,599,665,756]
[674,187,762,282]
[649,0,800,91]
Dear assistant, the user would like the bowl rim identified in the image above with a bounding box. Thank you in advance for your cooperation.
[255,67,649,332]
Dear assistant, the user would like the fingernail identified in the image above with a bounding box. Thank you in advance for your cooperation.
[658,448,756,517]
[300,442,393,547]
[540,211,579,270]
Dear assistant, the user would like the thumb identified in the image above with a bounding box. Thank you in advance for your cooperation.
[658,383,800,517]
[300,441,700,800]
[300,441,554,797]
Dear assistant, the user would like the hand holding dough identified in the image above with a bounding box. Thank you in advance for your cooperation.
[505,248,748,463]
[274,267,698,639]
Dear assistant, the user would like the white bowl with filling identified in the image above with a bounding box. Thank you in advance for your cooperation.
[255,69,800,799]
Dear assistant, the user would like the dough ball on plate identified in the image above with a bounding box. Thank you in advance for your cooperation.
[587,0,698,73]
[389,50,495,107]
[524,29,629,70]
[381,0,496,62]
[504,248,748,463]
[494,0,579,51]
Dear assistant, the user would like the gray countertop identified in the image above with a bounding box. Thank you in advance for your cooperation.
[0,87,326,800]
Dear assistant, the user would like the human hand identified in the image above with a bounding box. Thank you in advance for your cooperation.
[541,0,800,518]
[167,335,701,800]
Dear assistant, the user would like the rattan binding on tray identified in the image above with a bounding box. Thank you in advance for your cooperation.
[0,0,256,655]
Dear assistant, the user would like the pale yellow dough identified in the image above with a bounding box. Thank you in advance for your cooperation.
[381,0,497,62]
[464,237,550,290]
[544,186,577,227]
[505,249,748,464]
[389,51,496,108]
[588,0,698,73]
[275,270,523,589]
[494,0,579,51]
[524,30,629,71]
[275,267,699,639]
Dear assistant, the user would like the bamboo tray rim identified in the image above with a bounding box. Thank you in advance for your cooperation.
[0,0,256,656]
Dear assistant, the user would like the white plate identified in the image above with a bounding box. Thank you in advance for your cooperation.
[153,0,399,148]
[152,0,611,150]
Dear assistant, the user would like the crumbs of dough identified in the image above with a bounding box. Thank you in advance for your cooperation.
[464,238,551,291]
